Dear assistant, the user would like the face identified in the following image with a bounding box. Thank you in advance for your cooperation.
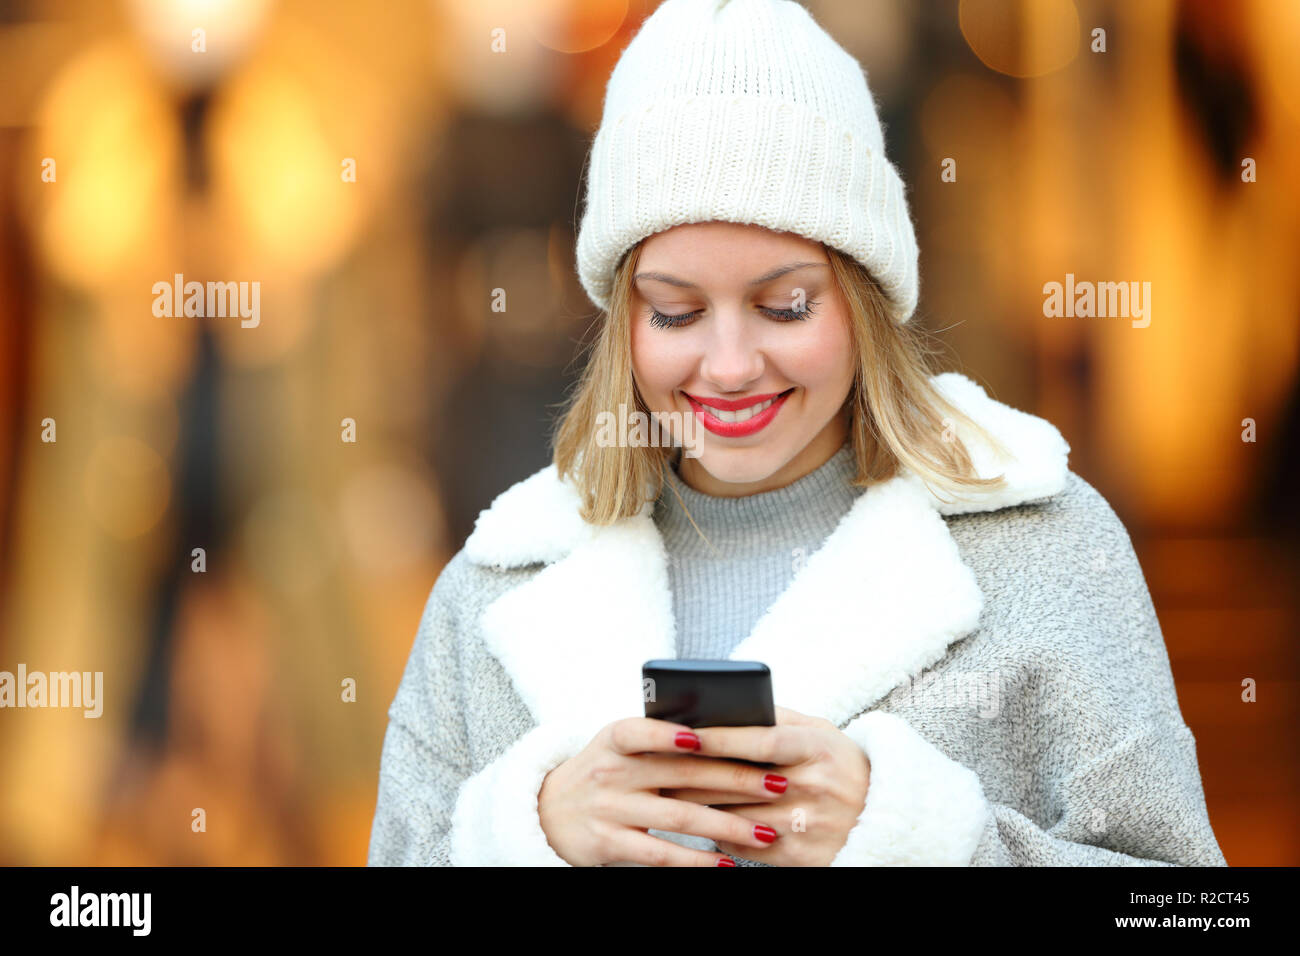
[629,221,857,497]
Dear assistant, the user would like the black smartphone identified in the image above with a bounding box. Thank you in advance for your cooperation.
[642,659,775,728]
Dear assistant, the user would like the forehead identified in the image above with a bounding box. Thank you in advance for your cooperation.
[635,222,828,284]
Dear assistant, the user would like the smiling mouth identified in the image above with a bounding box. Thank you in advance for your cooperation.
[683,387,796,436]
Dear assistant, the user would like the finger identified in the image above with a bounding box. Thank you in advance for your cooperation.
[660,787,780,805]
[619,794,780,852]
[774,706,814,726]
[714,803,786,824]
[693,723,816,766]
[632,753,789,799]
[714,838,776,864]
[602,830,738,867]
[713,805,788,861]
[605,717,705,757]
[775,707,838,733]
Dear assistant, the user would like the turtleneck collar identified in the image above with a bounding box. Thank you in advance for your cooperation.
[652,441,862,558]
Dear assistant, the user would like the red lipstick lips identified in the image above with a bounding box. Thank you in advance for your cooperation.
[684,387,794,437]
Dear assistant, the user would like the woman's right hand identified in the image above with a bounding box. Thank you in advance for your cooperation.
[537,717,786,866]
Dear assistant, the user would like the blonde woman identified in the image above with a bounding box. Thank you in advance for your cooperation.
[368,0,1225,867]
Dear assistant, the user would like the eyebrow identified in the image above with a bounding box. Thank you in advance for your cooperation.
[633,261,827,289]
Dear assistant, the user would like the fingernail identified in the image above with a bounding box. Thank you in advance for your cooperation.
[717,857,736,867]
[754,825,777,844]
[763,774,787,794]
[675,731,701,750]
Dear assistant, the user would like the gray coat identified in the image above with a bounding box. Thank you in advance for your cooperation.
[367,372,1227,866]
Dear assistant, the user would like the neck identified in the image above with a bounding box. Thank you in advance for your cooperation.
[675,404,852,497]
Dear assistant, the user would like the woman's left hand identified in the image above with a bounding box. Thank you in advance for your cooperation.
[658,706,870,866]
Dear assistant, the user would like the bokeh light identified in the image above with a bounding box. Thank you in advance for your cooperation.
[960,0,1081,78]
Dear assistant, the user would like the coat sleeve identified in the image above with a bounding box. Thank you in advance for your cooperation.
[828,711,1225,866]
[829,478,1227,867]
[367,556,471,865]
[367,554,587,866]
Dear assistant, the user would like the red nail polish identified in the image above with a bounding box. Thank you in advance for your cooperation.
[754,825,777,844]
[717,857,736,866]
[675,732,700,750]
[763,774,787,794]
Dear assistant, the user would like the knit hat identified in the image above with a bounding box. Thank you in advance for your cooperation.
[575,0,919,324]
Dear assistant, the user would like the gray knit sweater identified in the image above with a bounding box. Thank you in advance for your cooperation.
[366,372,1227,867]
[656,442,862,661]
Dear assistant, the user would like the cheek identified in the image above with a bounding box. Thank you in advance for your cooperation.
[784,318,855,394]
[631,325,694,401]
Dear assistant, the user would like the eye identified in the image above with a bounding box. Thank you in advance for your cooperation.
[647,298,820,329]
[760,299,819,322]
[648,307,700,329]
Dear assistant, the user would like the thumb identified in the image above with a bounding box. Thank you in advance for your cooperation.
[774,705,817,726]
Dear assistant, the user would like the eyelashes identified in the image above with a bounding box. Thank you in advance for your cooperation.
[763,300,819,322]
[647,308,699,329]
[647,300,819,329]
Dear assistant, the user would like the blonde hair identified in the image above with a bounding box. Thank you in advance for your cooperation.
[551,238,1009,528]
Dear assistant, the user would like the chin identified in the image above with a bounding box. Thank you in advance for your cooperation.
[691,446,789,487]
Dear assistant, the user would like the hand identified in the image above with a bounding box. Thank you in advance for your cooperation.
[659,706,871,866]
[537,717,791,866]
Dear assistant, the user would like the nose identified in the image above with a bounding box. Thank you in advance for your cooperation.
[698,309,765,392]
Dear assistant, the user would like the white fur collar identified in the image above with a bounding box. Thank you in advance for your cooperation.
[462,372,1070,736]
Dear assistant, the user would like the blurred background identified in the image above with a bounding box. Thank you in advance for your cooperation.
[0,0,1296,865]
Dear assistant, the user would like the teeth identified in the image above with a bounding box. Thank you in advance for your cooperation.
[702,395,776,423]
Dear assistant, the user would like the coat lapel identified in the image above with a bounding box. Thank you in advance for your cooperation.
[463,372,1070,736]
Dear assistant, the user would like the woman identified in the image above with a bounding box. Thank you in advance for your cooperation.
[368,0,1226,866]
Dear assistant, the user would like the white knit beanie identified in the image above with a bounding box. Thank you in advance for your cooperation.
[575,0,919,324]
